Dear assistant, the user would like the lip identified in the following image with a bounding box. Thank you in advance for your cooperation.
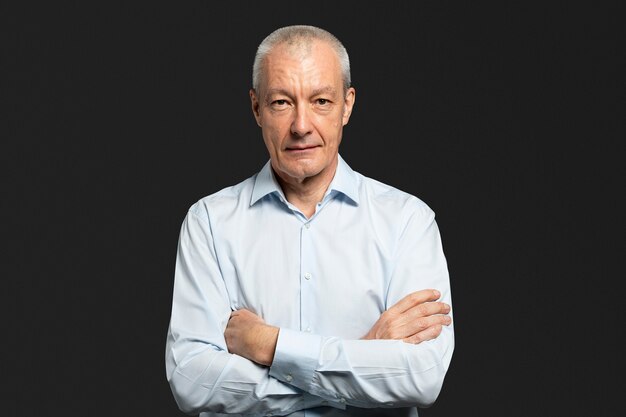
[285,145,319,152]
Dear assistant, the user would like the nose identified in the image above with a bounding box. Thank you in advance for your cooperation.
[290,104,313,137]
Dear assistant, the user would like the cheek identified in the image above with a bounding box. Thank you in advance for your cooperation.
[328,118,343,136]
[262,114,289,136]
[317,114,341,131]
[262,126,284,152]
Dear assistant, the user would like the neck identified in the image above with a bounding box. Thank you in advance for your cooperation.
[274,158,338,218]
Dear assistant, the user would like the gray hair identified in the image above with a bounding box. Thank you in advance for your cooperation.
[252,25,351,92]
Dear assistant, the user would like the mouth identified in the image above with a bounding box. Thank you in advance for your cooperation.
[285,145,320,152]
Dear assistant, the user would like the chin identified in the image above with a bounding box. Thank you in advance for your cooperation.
[281,164,323,181]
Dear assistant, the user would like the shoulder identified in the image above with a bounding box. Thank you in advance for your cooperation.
[356,172,434,221]
[187,174,257,224]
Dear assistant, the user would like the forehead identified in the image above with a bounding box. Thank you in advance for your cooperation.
[261,40,342,92]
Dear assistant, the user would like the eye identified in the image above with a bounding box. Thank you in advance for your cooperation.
[273,99,288,106]
[316,98,330,105]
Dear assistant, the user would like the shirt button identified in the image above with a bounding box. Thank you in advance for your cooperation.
[304,223,310,229]
[304,272,312,280]
[339,397,346,404]
[305,327,311,332]
[285,374,293,382]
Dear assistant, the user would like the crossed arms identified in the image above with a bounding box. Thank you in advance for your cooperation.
[166,205,454,415]
[226,289,451,366]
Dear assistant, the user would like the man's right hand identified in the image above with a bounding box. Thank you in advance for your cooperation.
[361,289,451,344]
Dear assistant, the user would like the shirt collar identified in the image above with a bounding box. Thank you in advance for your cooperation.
[250,154,360,207]
[250,160,283,205]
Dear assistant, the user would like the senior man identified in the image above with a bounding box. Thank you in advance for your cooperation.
[166,25,454,417]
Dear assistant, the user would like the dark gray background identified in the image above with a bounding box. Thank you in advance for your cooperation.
[5,1,623,416]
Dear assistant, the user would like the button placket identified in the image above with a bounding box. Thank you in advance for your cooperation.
[300,220,316,334]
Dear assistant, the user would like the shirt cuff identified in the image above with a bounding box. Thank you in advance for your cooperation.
[269,327,321,388]
[269,328,347,410]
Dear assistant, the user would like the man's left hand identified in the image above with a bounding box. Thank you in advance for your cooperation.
[224,309,279,366]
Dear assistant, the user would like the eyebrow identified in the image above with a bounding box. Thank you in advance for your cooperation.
[265,88,291,98]
[311,86,338,96]
[265,86,338,98]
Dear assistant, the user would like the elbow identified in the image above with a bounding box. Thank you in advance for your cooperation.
[167,370,207,415]
[175,399,203,415]
[380,366,445,409]
[166,351,213,415]
[165,334,225,415]
[413,369,445,408]
[403,335,454,408]
[174,400,201,416]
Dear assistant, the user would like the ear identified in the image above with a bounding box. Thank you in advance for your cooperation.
[342,87,356,126]
[250,89,262,127]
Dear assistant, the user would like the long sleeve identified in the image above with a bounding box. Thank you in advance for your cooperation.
[268,205,454,409]
[165,207,333,416]
[166,159,454,415]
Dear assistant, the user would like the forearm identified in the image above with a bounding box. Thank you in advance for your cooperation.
[166,327,334,415]
[167,209,334,415]
[269,325,454,408]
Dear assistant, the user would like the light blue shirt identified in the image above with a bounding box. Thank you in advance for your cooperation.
[166,156,454,417]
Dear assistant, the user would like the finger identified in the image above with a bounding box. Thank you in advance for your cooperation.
[393,301,450,327]
[404,301,451,321]
[387,289,441,314]
[404,324,445,345]
[397,313,451,338]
